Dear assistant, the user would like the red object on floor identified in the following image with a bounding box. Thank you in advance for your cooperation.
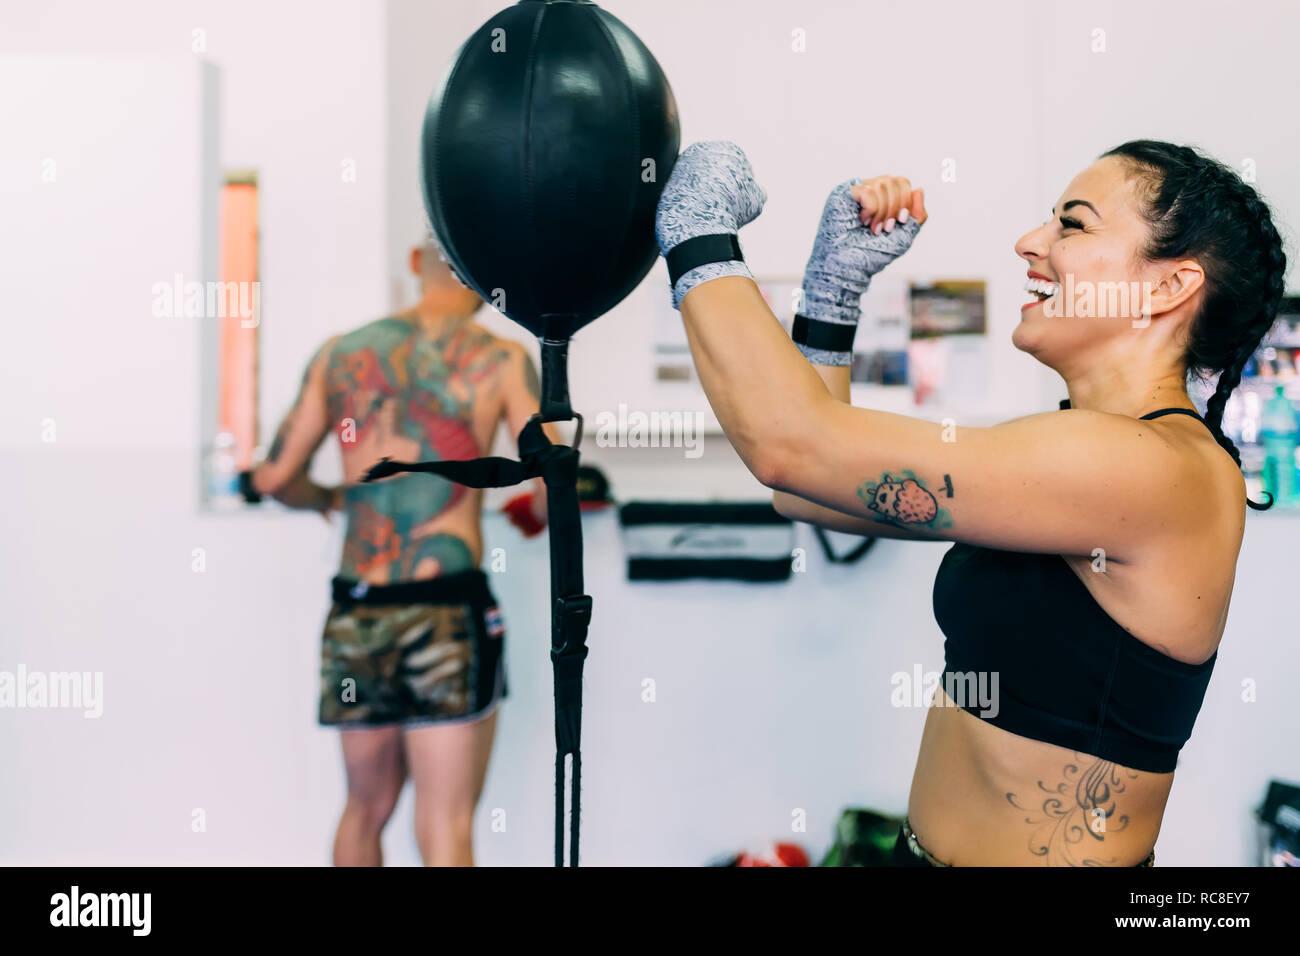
[501,491,545,537]
[736,843,810,867]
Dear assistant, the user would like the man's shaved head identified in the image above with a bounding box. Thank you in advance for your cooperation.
[412,237,483,316]
[419,240,459,285]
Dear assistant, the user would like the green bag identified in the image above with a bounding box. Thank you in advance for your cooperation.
[819,808,904,867]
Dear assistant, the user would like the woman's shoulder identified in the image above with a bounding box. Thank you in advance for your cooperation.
[1144,411,1247,523]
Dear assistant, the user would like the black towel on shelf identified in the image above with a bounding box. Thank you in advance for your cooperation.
[618,501,794,582]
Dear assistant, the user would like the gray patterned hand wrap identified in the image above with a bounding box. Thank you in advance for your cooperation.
[655,141,767,309]
[797,180,923,366]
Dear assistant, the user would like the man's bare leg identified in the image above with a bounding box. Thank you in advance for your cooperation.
[333,726,407,866]
[404,709,499,866]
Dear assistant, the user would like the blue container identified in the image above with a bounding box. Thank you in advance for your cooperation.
[1259,385,1299,507]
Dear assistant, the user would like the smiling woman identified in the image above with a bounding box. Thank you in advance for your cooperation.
[653,138,1287,866]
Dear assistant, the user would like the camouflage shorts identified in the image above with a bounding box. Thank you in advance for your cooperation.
[319,570,507,727]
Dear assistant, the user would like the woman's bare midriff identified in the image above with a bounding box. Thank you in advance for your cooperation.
[907,686,1173,866]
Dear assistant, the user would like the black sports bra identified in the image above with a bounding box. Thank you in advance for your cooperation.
[931,406,1219,773]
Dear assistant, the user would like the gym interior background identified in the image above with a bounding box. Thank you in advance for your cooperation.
[2,0,1297,865]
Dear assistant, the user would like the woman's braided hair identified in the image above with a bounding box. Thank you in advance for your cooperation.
[1101,140,1289,510]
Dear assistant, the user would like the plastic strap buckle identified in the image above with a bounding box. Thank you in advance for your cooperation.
[551,594,592,658]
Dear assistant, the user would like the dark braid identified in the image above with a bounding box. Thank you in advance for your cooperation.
[1101,141,1289,511]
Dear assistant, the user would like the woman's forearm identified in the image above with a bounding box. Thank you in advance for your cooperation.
[768,360,939,540]
[773,362,842,514]
[679,276,829,486]
[773,362,854,523]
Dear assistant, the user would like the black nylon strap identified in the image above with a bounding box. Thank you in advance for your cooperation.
[365,454,533,486]
[813,526,878,564]
[539,439,590,867]
[792,313,856,352]
[362,413,591,867]
[1140,406,1204,422]
[540,338,573,421]
[665,233,743,287]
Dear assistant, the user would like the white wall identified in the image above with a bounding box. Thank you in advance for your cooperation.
[0,1,392,864]
[2,0,1296,867]
[1035,0,1300,295]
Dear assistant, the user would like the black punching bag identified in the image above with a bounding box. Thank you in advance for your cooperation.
[420,0,680,344]
[403,0,680,867]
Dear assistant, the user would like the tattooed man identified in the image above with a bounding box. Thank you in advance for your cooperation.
[252,242,553,866]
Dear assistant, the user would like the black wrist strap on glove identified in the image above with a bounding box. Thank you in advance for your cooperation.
[791,313,857,352]
[665,233,744,287]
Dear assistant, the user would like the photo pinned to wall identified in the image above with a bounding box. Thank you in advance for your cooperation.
[907,279,988,408]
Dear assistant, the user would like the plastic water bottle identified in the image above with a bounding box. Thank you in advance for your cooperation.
[1259,385,1299,508]
[206,430,242,510]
